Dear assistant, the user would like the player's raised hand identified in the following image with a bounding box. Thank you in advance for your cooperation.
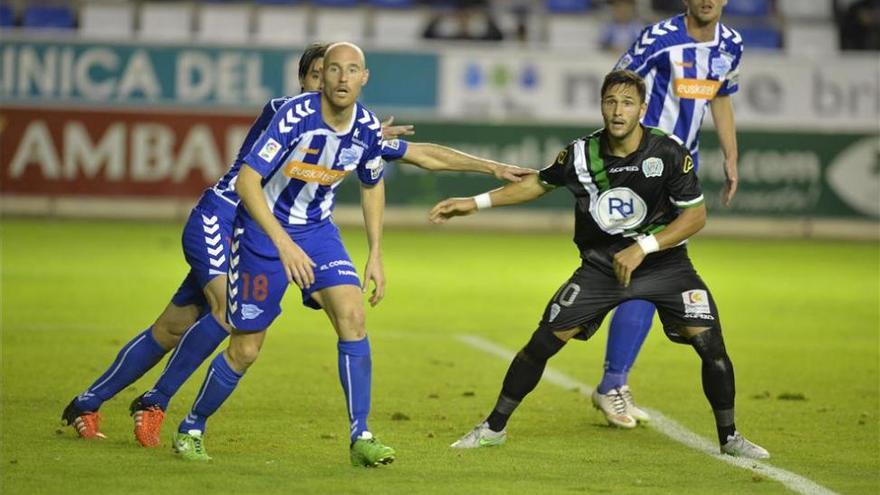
[380,116,414,140]
[276,236,316,289]
[429,198,478,224]
[612,243,646,287]
[494,164,537,183]
[362,253,385,307]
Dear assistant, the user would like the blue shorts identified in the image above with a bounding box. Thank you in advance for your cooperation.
[170,192,237,308]
[226,214,361,331]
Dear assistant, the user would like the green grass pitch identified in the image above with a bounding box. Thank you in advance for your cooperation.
[1,218,877,494]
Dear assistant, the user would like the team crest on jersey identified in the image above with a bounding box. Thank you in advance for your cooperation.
[683,155,694,174]
[710,53,734,78]
[548,303,561,322]
[641,157,664,178]
[338,145,364,167]
[241,304,264,320]
[258,138,282,162]
[593,187,647,232]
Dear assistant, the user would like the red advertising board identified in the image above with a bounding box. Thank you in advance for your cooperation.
[1,107,254,198]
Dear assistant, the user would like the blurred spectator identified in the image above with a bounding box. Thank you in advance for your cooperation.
[651,0,681,16]
[599,0,644,53]
[838,0,880,50]
[423,0,504,41]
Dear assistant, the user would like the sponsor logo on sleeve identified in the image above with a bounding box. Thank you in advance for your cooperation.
[641,157,664,178]
[366,158,384,180]
[258,138,282,162]
[615,53,634,70]
[683,155,694,174]
[555,148,569,165]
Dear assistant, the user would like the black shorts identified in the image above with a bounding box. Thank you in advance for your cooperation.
[538,246,721,344]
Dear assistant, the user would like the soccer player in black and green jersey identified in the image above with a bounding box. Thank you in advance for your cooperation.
[430,69,768,459]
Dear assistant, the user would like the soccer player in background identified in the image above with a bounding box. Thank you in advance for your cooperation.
[432,69,768,460]
[592,0,743,428]
[62,43,532,447]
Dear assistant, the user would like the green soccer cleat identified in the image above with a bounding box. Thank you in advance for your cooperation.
[172,430,212,462]
[350,432,395,467]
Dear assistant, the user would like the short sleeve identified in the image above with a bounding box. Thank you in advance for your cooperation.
[665,142,704,208]
[716,44,743,97]
[379,139,409,162]
[243,101,299,178]
[357,141,385,186]
[538,143,575,188]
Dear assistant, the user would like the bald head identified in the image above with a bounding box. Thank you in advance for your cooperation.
[324,42,366,69]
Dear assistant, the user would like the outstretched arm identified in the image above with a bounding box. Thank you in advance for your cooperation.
[380,116,414,140]
[402,142,536,182]
[613,204,707,287]
[710,95,739,206]
[236,165,316,288]
[360,179,386,307]
[429,174,549,224]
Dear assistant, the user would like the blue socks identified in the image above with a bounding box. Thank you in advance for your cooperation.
[178,352,242,434]
[337,337,372,442]
[75,327,167,411]
[598,299,656,393]
[142,313,229,410]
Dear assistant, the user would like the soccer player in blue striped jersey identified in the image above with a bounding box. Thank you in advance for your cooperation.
[62,42,531,448]
[592,0,743,428]
[168,42,531,465]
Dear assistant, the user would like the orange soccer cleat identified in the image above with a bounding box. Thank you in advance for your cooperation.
[130,396,165,447]
[61,400,107,439]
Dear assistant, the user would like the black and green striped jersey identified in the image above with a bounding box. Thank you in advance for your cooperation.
[538,126,703,262]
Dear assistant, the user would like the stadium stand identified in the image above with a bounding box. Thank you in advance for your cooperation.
[138,2,193,41]
[80,1,135,40]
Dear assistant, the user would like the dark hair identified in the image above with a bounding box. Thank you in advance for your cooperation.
[298,42,328,90]
[601,69,646,103]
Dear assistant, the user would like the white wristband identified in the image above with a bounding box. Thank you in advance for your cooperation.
[473,193,492,210]
[637,234,659,254]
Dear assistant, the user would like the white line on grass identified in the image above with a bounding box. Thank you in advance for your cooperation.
[457,334,838,495]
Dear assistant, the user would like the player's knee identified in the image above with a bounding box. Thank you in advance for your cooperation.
[228,338,263,370]
[688,326,728,361]
[521,329,566,364]
[334,305,366,340]
[151,317,190,349]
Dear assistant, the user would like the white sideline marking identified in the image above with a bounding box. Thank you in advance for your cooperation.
[457,335,838,495]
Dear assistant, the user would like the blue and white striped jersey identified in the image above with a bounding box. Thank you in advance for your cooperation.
[242,92,385,227]
[616,14,743,161]
[212,96,294,207]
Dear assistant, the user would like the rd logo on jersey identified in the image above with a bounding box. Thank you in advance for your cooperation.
[642,157,664,178]
[594,187,647,232]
